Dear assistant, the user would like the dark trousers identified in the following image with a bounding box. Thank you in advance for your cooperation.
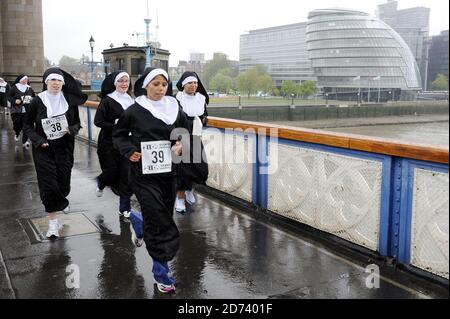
[97,142,132,198]
[131,169,179,262]
[11,113,28,143]
[32,141,74,213]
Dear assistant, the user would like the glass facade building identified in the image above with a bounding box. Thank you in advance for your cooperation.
[240,23,315,87]
[306,9,421,100]
[428,30,449,90]
[376,1,430,89]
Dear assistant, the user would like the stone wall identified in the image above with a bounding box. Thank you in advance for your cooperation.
[0,0,44,83]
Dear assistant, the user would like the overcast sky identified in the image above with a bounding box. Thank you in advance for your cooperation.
[42,0,449,67]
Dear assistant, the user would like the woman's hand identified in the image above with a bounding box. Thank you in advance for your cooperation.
[171,141,182,156]
[129,152,142,162]
[15,99,21,105]
[41,143,49,149]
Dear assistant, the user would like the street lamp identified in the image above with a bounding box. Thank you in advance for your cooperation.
[89,35,95,73]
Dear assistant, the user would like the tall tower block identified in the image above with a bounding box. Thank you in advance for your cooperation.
[0,0,45,84]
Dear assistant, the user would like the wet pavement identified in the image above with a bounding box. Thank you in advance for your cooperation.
[0,112,448,299]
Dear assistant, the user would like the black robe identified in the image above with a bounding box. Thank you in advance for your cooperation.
[112,102,189,262]
[94,96,132,197]
[7,85,36,142]
[7,85,35,114]
[0,83,10,108]
[23,93,81,213]
[175,97,209,191]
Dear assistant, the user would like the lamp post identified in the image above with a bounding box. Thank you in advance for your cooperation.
[89,35,95,73]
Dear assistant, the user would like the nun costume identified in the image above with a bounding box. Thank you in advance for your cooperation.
[174,72,209,214]
[7,74,35,146]
[94,71,134,218]
[23,68,87,238]
[113,68,189,293]
[0,76,11,114]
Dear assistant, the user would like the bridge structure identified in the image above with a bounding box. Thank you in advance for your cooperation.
[0,101,448,300]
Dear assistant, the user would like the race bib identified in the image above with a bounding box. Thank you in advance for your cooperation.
[21,106,26,113]
[0,87,6,93]
[141,141,172,175]
[22,96,33,104]
[192,116,203,137]
[41,115,69,140]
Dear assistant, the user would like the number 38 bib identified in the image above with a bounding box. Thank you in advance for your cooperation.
[41,115,69,140]
[141,141,172,175]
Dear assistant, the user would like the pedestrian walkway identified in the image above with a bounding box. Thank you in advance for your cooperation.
[0,112,447,299]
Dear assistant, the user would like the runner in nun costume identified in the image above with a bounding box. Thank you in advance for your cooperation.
[23,68,87,238]
[113,68,189,294]
[0,76,11,115]
[174,72,209,214]
[7,74,35,147]
[94,71,134,218]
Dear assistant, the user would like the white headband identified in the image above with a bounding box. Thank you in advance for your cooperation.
[20,76,28,83]
[114,72,130,85]
[142,69,169,88]
[45,73,65,84]
[182,76,198,88]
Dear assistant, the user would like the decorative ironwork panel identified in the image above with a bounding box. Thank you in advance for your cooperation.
[202,129,254,202]
[268,143,383,251]
[411,169,449,279]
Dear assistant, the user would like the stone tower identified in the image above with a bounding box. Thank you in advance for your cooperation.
[0,0,44,86]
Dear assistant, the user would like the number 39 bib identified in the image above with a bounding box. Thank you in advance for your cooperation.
[141,141,172,175]
[41,115,69,140]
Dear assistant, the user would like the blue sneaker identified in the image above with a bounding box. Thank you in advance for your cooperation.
[129,210,144,247]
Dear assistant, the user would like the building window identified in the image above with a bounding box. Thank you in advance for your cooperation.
[131,58,145,76]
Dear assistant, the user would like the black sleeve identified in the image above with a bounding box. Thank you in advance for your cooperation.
[7,87,18,106]
[202,103,209,126]
[30,88,36,97]
[112,110,138,159]
[68,105,81,136]
[23,98,47,147]
[94,99,114,130]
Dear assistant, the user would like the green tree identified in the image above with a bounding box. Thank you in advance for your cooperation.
[281,80,298,97]
[270,86,280,97]
[235,68,259,98]
[203,52,231,88]
[432,74,449,91]
[298,80,317,99]
[258,75,274,95]
[59,55,79,68]
[210,73,234,94]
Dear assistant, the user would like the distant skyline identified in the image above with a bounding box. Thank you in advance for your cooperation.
[42,0,449,67]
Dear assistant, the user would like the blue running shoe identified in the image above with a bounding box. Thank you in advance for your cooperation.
[129,210,144,247]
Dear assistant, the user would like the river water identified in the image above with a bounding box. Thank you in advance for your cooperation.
[327,121,449,147]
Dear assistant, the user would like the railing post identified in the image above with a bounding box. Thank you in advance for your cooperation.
[86,106,92,143]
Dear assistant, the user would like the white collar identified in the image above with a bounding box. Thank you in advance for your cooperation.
[107,91,134,110]
[176,92,206,117]
[38,91,69,118]
[135,95,179,125]
[16,83,30,93]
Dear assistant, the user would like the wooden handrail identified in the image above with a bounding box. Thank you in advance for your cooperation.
[81,102,449,164]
